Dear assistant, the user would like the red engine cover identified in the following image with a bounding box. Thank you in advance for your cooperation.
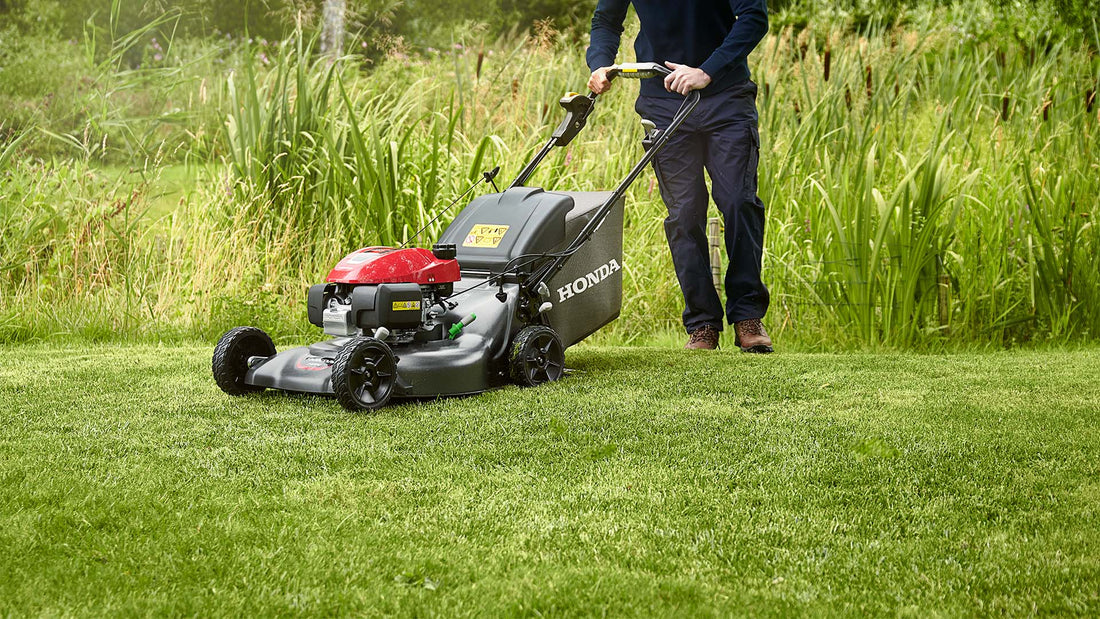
[326,247,460,285]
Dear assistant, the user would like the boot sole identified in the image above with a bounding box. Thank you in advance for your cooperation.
[738,344,773,354]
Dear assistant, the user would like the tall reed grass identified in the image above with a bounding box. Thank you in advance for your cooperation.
[1,13,1097,347]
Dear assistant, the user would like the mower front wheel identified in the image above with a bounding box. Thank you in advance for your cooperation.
[510,325,565,387]
[331,337,398,412]
[213,326,277,396]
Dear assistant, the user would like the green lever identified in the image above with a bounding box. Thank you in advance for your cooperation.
[448,313,477,339]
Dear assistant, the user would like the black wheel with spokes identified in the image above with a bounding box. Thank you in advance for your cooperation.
[331,337,398,412]
[212,326,276,396]
[510,325,565,387]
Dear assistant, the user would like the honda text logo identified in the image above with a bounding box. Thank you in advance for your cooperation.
[557,259,621,302]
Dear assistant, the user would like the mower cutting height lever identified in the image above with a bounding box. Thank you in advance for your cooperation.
[212,62,700,411]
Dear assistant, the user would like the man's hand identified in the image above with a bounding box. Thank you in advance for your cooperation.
[663,61,711,95]
[588,66,614,94]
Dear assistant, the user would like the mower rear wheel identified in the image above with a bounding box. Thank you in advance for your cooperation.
[510,325,565,387]
[331,337,397,412]
[212,326,277,396]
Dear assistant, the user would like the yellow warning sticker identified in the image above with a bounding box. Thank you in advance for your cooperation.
[462,224,510,249]
[391,300,421,311]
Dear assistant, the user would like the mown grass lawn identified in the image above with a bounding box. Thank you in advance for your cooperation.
[1,344,1098,616]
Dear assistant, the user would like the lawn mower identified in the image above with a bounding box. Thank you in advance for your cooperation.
[212,62,700,411]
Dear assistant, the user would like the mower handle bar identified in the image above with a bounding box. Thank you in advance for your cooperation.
[504,62,701,296]
[507,62,682,190]
[603,62,673,81]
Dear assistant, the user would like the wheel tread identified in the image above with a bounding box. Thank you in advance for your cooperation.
[331,337,397,412]
[510,325,565,387]
[212,326,276,396]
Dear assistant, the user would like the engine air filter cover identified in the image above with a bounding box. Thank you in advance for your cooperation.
[327,247,460,285]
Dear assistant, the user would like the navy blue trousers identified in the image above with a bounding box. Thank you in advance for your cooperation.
[636,80,769,333]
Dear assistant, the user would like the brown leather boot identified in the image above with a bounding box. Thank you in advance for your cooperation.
[733,319,773,353]
[684,325,720,350]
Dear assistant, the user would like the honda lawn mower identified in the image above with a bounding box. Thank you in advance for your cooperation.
[212,62,700,411]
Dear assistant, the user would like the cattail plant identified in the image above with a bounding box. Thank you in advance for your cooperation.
[3,17,1099,346]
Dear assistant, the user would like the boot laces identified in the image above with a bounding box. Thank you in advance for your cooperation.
[738,319,765,336]
[688,325,719,346]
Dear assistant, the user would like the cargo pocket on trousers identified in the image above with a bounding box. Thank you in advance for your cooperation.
[745,125,760,200]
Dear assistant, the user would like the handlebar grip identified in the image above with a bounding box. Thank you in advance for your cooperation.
[606,62,671,81]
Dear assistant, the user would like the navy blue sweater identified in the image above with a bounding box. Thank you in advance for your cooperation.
[587,0,769,98]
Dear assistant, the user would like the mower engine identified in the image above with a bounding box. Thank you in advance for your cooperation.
[306,245,461,345]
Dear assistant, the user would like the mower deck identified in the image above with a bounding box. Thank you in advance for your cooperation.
[245,278,519,398]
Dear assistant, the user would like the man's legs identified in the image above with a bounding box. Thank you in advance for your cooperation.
[636,96,724,336]
[701,83,770,327]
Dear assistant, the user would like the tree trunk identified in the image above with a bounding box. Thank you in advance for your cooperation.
[321,0,346,56]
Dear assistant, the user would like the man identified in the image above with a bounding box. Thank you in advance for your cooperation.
[587,0,773,352]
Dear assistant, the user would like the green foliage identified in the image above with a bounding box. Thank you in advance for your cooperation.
[2,0,284,40]
[0,0,218,160]
[752,21,1100,345]
[0,157,159,340]
[394,0,596,42]
[998,0,1100,43]
[0,25,92,137]
[772,0,1097,45]
[2,5,1099,347]
[1,0,1096,49]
